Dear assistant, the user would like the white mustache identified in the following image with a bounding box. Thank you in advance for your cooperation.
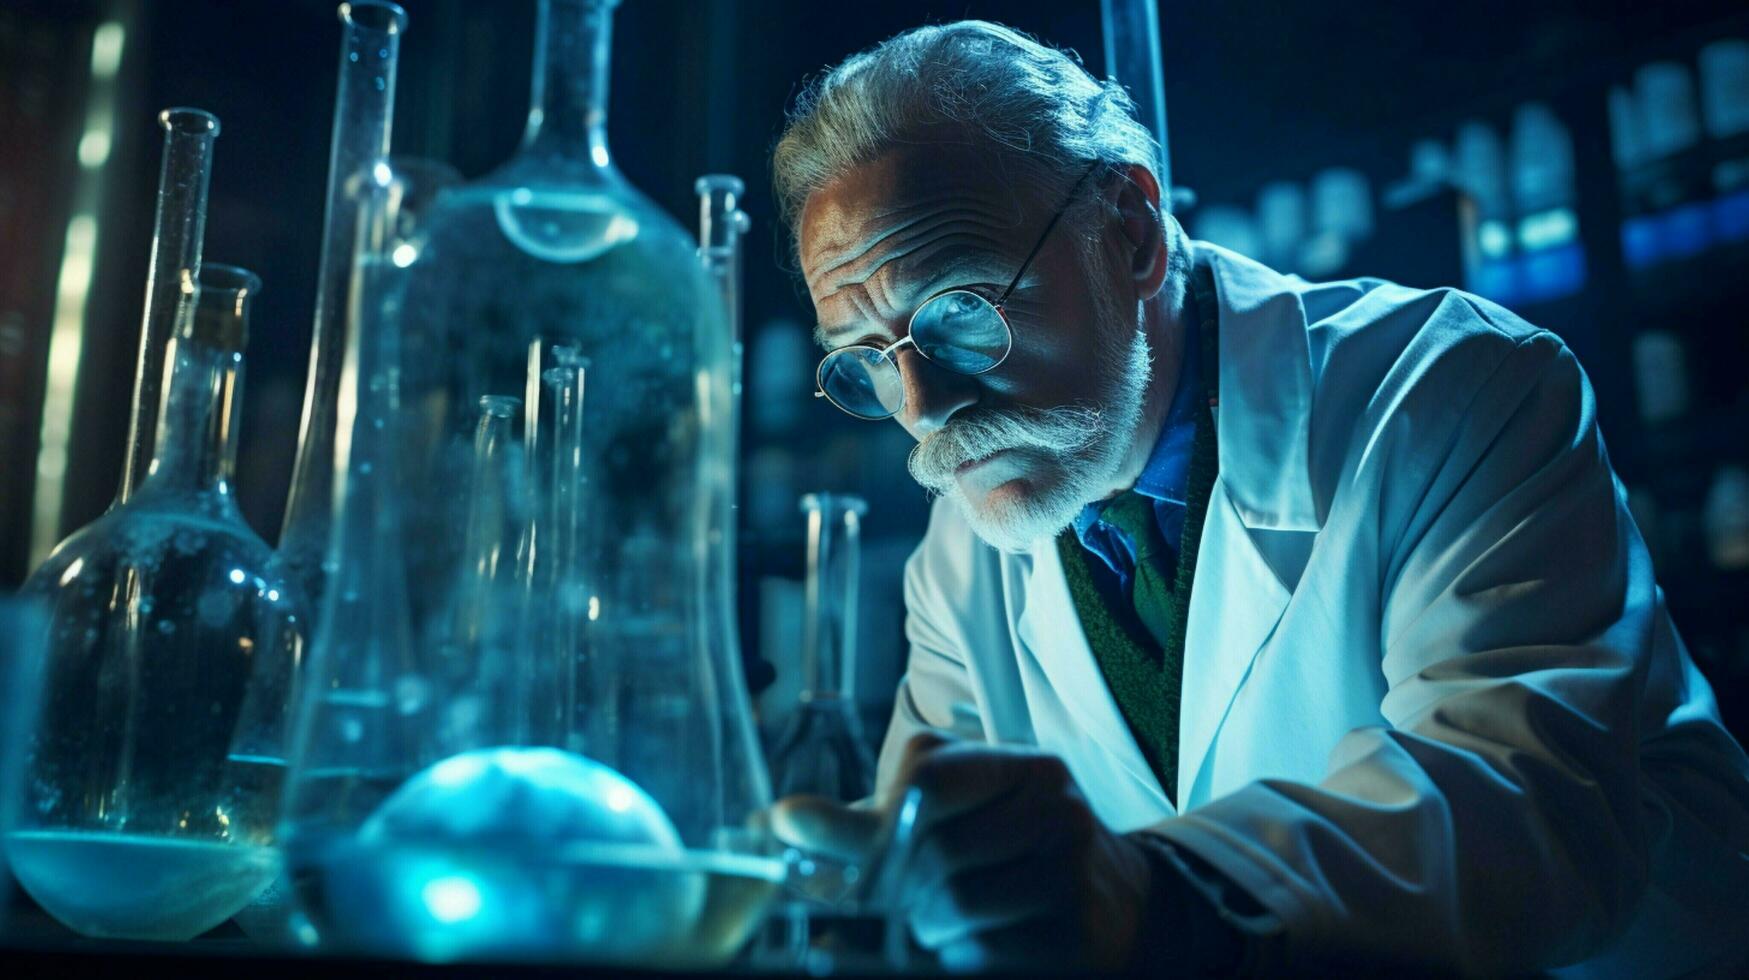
[908,403,1108,495]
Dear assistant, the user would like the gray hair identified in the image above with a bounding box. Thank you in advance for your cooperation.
[772,20,1164,257]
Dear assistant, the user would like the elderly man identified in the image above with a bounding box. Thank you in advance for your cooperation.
[767,19,1749,977]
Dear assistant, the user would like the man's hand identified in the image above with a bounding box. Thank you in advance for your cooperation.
[770,734,1153,971]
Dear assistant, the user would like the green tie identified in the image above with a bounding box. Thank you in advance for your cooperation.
[1096,491,1178,651]
[1056,249,1220,806]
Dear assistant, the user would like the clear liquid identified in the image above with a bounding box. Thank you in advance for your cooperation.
[290,835,782,966]
[4,830,277,941]
[20,503,301,840]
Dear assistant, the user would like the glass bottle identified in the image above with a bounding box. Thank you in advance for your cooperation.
[11,265,306,942]
[283,0,777,963]
[277,1,408,619]
[117,108,219,505]
[770,494,875,803]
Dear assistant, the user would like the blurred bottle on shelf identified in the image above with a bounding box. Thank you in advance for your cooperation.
[1255,181,1306,274]
[1191,204,1262,262]
[1631,330,1691,425]
[1454,121,1518,303]
[1302,167,1372,278]
[1510,103,1586,302]
[1384,138,1453,208]
[1704,465,1749,571]
[1699,39,1749,243]
[1625,61,1712,267]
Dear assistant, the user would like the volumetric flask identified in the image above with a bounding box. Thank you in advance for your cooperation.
[12,266,305,942]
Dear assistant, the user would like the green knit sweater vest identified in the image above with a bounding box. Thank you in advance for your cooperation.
[1055,255,1220,807]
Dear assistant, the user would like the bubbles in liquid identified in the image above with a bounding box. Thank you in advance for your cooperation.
[492,187,639,264]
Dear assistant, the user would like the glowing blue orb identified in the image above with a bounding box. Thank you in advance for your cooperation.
[324,747,705,963]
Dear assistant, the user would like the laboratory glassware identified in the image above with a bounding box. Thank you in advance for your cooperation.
[695,173,750,749]
[0,598,48,934]
[695,174,750,433]
[280,160,445,957]
[118,108,219,505]
[294,0,777,962]
[283,154,781,966]
[11,265,305,942]
[278,1,409,623]
[770,494,876,804]
[767,492,877,955]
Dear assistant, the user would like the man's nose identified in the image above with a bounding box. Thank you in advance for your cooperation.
[895,347,979,437]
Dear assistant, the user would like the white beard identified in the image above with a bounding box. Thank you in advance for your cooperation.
[907,284,1155,553]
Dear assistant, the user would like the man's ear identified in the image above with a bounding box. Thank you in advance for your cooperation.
[1110,164,1168,302]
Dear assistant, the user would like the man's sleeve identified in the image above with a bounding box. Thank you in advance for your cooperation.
[1151,327,1663,973]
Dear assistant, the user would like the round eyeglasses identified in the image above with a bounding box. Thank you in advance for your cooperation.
[813,161,1102,421]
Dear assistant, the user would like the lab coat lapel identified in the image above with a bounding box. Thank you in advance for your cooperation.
[1173,244,1317,806]
[1202,245,1322,532]
[1175,480,1294,807]
[1014,541,1174,818]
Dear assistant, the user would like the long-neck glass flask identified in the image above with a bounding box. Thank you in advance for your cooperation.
[278,2,407,618]
[14,265,306,942]
[771,494,875,802]
[117,108,219,505]
[364,0,773,964]
[277,158,456,950]
[281,160,443,866]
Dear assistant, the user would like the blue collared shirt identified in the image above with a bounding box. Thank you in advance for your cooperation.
[1070,306,1202,595]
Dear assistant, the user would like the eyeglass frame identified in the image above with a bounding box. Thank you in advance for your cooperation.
[812,159,1105,420]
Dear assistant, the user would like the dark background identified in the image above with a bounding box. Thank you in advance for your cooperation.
[2,0,1745,746]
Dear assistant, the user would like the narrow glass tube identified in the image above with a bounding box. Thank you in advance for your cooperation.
[452,394,530,743]
[770,493,875,803]
[117,108,219,505]
[279,1,408,616]
[540,346,589,752]
[455,395,522,652]
[798,494,867,705]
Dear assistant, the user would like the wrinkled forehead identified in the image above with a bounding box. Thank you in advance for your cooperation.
[798,146,1032,290]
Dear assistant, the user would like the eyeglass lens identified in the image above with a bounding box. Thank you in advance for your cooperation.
[817,290,1011,419]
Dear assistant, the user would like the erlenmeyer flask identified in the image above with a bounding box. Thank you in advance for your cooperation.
[11,265,306,941]
[118,108,219,505]
[278,1,408,620]
[771,494,876,802]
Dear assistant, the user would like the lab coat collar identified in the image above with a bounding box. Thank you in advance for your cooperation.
[1199,243,1324,532]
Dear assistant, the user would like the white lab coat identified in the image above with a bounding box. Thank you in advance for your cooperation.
[879,243,1749,976]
